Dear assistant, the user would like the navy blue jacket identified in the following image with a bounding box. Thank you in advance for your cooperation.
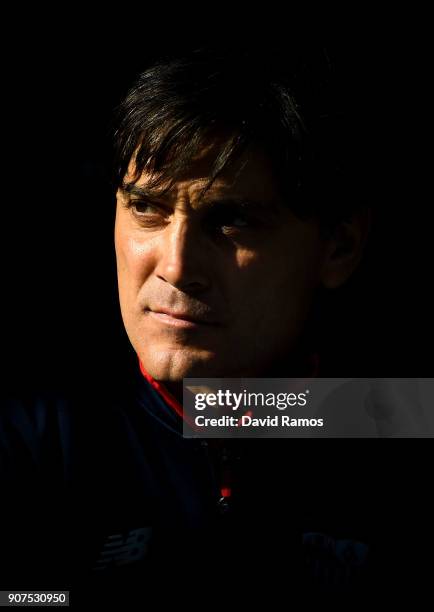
[0,360,428,603]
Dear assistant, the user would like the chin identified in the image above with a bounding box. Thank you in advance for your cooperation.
[138,345,221,381]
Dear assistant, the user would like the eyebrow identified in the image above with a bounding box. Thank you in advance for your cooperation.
[120,183,165,199]
[120,181,280,213]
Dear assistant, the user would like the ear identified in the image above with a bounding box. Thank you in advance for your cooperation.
[320,208,372,289]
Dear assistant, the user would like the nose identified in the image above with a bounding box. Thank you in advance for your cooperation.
[154,215,211,294]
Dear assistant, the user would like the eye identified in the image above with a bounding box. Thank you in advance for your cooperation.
[122,198,169,229]
[129,200,160,216]
[207,207,254,232]
[222,214,250,228]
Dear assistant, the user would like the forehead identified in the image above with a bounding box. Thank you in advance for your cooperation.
[123,142,281,204]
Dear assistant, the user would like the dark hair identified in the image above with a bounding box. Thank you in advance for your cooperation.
[112,46,364,225]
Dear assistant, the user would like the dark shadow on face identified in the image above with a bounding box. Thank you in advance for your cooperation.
[115,143,332,384]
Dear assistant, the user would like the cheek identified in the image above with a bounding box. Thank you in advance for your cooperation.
[115,225,156,297]
[230,243,321,324]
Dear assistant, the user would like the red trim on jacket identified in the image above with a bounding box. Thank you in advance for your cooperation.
[138,358,185,419]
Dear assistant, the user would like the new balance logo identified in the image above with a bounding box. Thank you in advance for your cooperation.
[93,527,152,571]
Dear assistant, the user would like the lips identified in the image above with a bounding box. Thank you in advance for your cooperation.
[147,308,219,326]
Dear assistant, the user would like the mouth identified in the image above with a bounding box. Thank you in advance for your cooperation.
[145,308,220,329]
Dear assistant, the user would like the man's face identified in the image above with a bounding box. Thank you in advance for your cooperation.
[115,144,327,382]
